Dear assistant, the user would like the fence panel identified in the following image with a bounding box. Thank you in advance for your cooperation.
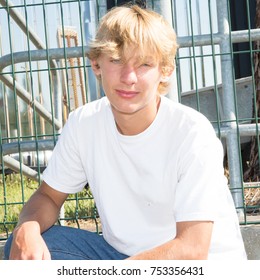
[0,0,260,241]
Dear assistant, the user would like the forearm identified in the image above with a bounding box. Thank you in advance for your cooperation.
[127,221,213,260]
[9,182,67,260]
[15,190,60,234]
[14,181,68,235]
[127,238,207,260]
[9,192,58,260]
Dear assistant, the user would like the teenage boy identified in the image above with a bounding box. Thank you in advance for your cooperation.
[5,5,247,260]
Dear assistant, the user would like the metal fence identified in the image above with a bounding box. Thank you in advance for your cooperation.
[0,0,260,240]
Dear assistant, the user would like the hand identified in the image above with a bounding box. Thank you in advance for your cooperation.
[9,222,51,260]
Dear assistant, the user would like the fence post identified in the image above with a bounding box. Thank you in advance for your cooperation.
[217,0,244,213]
[147,0,178,102]
[84,0,99,101]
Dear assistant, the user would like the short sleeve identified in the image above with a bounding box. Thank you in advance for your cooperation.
[43,112,87,193]
[174,132,227,222]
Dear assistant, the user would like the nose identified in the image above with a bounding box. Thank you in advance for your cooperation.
[120,65,138,85]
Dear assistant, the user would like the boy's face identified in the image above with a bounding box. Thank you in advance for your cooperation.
[91,46,170,117]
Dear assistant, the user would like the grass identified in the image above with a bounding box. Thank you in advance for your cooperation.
[0,174,97,238]
[0,174,37,236]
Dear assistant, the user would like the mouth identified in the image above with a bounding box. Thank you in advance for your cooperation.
[116,89,139,99]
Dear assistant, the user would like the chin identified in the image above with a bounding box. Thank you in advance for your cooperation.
[112,104,141,115]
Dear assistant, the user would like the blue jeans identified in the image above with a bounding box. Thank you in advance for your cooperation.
[4,225,129,260]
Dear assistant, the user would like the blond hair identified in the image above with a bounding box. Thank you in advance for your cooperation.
[87,5,178,94]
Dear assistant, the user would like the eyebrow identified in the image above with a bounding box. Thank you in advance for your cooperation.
[140,56,155,60]
[138,55,158,63]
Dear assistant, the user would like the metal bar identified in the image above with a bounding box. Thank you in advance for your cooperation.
[178,28,260,47]
[1,28,259,72]
[98,0,107,18]
[0,0,42,49]
[2,155,42,181]
[0,75,62,130]
[1,139,55,156]
[217,0,244,210]
[0,0,56,69]
[149,0,178,102]
[1,23,259,71]
[0,139,53,183]
[216,123,260,138]
[84,0,99,101]
[0,0,62,130]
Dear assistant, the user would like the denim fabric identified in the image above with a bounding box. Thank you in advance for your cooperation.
[4,225,129,260]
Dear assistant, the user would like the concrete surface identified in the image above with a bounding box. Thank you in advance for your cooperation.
[0,241,5,260]
[240,225,260,260]
[1,225,260,260]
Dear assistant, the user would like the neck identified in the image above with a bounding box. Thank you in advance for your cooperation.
[112,96,161,136]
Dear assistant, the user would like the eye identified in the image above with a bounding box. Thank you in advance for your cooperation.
[139,60,156,67]
[139,62,154,69]
[142,63,151,67]
[110,57,122,64]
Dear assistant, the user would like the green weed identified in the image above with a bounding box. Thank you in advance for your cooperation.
[0,175,96,236]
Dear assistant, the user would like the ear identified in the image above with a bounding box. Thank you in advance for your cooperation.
[160,76,170,83]
[90,59,101,76]
[160,67,174,83]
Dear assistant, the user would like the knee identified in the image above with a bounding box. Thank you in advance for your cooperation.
[3,234,13,260]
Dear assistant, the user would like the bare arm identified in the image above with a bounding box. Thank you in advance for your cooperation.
[127,221,213,260]
[9,181,68,260]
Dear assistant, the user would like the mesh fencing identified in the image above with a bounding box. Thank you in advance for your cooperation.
[0,0,260,240]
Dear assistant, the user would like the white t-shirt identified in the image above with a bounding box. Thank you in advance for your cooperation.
[43,96,247,259]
